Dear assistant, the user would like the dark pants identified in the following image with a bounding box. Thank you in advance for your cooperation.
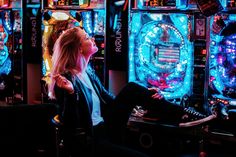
[108,82,185,134]
[92,82,185,157]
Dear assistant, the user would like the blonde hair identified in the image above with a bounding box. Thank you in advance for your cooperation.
[48,27,86,99]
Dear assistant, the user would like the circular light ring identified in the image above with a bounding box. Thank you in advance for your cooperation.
[210,34,236,94]
[209,16,236,96]
[134,21,189,93]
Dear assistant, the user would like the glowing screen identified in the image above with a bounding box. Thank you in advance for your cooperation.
[129,13,194,100]
[209,14,236,98]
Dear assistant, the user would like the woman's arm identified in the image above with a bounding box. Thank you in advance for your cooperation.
[54,74,74,94]
[54,74,79,126]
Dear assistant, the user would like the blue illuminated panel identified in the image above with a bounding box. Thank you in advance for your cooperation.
[136,0,188,9]
[129,12,193,100]
[94,10,105,36]
[0,10,12,75]
[208,13,236,99]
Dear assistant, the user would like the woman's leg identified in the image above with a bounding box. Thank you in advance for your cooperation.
[108,82,184,142]
[114,82,184,119]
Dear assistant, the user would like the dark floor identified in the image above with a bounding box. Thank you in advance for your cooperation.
[125,118,236,157]
[125,132,236,157]
[1,104,236,157]
[2,127,236,157]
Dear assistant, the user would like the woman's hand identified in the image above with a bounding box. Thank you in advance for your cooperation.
[148,87,163,100]
[54,74,74,94]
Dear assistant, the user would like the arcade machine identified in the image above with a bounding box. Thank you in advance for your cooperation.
[12,5,23,104]
[203,0,236,154]
[0,1,23,104]
[128,2,193,105]
[41,0,105,102]
[125,0,202,155]
[0,7,12,104]
[128,0,196,117]
[0,0,44,104]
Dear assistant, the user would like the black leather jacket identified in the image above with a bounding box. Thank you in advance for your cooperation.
[54,66,115,139]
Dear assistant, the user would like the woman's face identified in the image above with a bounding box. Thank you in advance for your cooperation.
[79,29,98,57]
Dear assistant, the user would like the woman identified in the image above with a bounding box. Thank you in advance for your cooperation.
[48,27,216,157]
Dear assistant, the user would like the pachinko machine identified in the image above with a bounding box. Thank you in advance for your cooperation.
[128,12,194,104]
[206,12,236,120]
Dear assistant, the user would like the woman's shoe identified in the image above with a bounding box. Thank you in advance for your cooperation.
[179,107,217,127]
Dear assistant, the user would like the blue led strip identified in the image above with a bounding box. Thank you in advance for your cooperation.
[81,11,93,36]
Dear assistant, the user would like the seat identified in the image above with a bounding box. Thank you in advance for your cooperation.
[51,114,94,157]
[51,114,65,157]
